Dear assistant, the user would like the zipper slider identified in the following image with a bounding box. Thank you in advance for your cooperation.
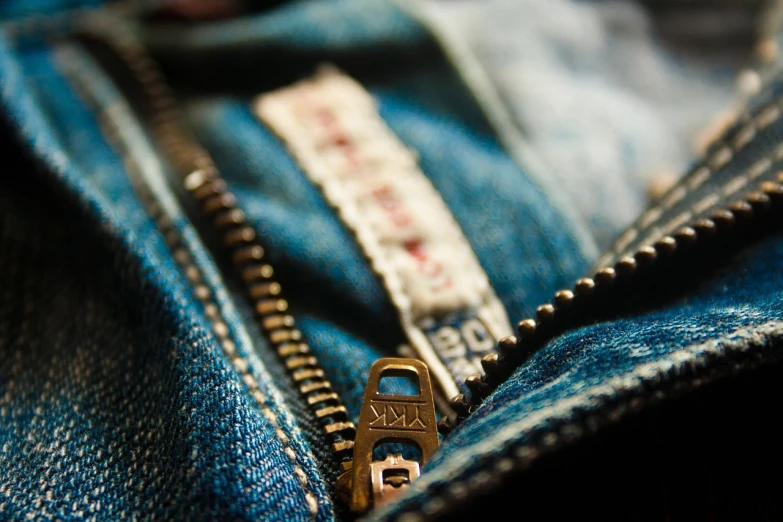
[337,358,440,513]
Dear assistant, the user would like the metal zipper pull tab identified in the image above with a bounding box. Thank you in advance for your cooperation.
[338,358,440,513]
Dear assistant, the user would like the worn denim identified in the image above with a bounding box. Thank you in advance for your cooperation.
[1,0,782,520]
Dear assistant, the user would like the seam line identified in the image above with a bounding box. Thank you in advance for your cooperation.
[55,43,320,517]
[595,122,783,268]
[603,95,783,261]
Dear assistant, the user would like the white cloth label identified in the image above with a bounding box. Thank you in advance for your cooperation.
[254,67,513,400]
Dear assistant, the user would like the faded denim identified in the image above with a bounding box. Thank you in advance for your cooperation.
[1,0,782,520]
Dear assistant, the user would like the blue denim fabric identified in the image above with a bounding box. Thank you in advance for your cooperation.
[0,37,334,520]
[1,0,782,520]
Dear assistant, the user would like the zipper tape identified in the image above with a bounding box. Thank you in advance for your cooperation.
[53,42,327,516]
[254,67,514,401]
[69,17,360,472]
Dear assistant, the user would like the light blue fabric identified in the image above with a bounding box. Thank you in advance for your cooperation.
[412,0,742,251]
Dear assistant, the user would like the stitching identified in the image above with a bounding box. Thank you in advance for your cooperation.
[627,142,778,256]
[686,166,711,191]
[638,205,663,229]
[722,173,749,196]
[609,96,783,260]
[385,320,783,522]
[691,192,720,215]
[55,45,320,517]
[747,157,772,181]
[707,146,733,171]
[663,211,692,235]
[660,184,687,210]
[604,133,778,268]
[163,242,318,517]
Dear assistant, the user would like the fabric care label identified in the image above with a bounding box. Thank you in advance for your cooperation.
[254,67,513,400]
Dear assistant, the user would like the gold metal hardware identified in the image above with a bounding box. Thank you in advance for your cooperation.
[370,454,420,508]
[338,358,440,513]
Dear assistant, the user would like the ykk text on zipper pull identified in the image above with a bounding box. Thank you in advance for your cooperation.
[338,358,440,513]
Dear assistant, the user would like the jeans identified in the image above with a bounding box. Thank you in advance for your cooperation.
[1,0,782,520]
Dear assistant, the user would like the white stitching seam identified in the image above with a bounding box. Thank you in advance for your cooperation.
[595,112,783,269]
[626,146,778,261]
[167,245,319,517]
[55,45,321,517]
[381,319,783,522]
[607,96,783,260]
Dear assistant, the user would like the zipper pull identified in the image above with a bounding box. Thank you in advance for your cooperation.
[337,358,440,513]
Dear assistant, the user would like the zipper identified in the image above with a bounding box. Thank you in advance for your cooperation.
[76,28,360,461]
[46,5,783,516]
[69,14,441,515]
[438,157,783,433]
[337,358,440,512]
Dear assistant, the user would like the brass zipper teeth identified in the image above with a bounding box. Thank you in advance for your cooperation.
[80,13,783,450]
[186,173,357,453]
[79,25,356,459]
[439,175,783,434]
